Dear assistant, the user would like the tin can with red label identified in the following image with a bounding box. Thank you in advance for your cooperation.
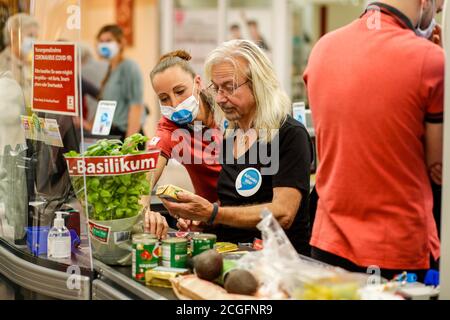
[132,233,159,282]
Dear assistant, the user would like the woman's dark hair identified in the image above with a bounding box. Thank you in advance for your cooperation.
[97,24,124,42]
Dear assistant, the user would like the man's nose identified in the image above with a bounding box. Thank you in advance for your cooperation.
[215,91,228,104]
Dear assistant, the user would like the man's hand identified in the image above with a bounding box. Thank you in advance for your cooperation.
[429,163,442,185]
[431,24,442,47]
[161,192,214,223]
[144,210,169,239]
[425,123,443,186]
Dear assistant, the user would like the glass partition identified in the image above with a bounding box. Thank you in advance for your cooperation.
[0,0,93,276]
[173,0,219,76]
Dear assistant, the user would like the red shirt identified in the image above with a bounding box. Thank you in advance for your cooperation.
[148,117,222,203]
[303,9,443,269]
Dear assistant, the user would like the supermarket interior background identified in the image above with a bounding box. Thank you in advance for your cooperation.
[0,0,449,301]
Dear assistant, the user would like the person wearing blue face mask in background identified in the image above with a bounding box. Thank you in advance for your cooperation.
[0,13,39,110]
[143,50,223,239]
[95,24,144,140]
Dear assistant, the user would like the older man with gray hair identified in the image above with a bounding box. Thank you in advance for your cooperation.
[161,40,314,255]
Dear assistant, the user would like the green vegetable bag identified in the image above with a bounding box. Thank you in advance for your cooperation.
[65,134,160,265]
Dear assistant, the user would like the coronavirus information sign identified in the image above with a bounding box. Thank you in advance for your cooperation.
[31,42,78,116]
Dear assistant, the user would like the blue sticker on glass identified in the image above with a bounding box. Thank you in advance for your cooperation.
[101,112,109,122]
[92,100,116,136]
[235,168,262,197]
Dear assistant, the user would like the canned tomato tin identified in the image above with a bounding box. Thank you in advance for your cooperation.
[191,234,217,256]
[132,234,159,282]
[162,238,188,268]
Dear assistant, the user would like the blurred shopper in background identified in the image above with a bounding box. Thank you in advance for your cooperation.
[246,20,270,52]
[144,50,222,238]
[0,2,9,52]
[0,13,38,109]
[229,24,242,40]
[79,42,108,122]
[0,12,37,154]
[96,24,144,140]
[0,69,25,155]
[304,0,444,281]
[76,43,99,124]
[161,40,313,255]
[236,11,270,53]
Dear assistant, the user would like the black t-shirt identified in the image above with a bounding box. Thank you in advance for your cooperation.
[206,115,313,256]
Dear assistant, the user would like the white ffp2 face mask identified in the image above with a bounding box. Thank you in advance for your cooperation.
[416,0,437,39]
[160,82,200,125]
[416,18,437,39]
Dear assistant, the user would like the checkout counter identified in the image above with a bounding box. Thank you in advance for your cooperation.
[0,200,177,300]
[0,0,448,301]
[1,194,441,301]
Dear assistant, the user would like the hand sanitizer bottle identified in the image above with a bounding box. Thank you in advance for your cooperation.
[47,212,71,259]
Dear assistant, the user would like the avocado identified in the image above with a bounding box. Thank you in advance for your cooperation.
[185,256,195,271]
[194,249,223,281]
[224,269,258,296]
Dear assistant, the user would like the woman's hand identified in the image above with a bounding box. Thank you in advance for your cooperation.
[161,192,214,223]
[144,210,169,239]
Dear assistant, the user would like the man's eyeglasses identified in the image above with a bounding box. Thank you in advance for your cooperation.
[207,79,251,97]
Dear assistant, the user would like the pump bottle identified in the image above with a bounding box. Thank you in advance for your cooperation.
[47,212,71,259]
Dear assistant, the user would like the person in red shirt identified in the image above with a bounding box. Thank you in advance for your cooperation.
[303,0,444,280]
[144,51,223,238]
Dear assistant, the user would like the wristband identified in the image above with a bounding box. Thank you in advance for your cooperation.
[208,202,219,225]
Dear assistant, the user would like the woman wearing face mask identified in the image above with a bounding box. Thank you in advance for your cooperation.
[96,24,144,140]
[143,50,223,238]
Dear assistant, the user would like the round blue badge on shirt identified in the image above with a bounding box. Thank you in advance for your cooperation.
[235,168,262,197]
[171,110,193,124]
